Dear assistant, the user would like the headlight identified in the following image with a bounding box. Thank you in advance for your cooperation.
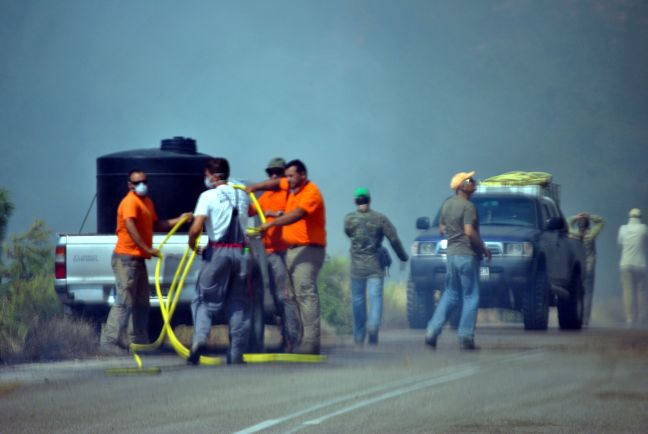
[419,242,437,255]
[411,241,438,255]
[503,242,533,256]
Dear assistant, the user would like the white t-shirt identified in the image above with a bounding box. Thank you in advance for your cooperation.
[194,183,249,242]
[618,218,648,269]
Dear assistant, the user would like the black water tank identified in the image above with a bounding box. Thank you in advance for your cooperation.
[97,137,211,234]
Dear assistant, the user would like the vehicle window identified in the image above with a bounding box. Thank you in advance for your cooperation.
[542,204,553,221]
[432,196,537,228]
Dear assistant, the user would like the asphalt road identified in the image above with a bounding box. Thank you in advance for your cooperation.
[1,326,647,434]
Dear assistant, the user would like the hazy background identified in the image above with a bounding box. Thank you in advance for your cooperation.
[1,0,647,314]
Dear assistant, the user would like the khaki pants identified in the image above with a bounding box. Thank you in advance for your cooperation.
[286,245,325,353]
[620,266,647,326]
[100,254,150,347]
[268,252,301,347]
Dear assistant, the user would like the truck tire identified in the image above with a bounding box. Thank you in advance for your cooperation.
[407,282,434,329]
[522,266,549,330]
[248,264,265,353]
[558,270,584,330]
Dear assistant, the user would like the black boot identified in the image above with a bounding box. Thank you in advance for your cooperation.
[187,342,206,365]
[368,330,379,345]
[459,337,479,351]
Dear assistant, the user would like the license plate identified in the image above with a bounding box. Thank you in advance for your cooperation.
[480,266,490,280]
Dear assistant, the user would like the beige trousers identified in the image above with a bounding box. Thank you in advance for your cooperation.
[620,266,647,326]
[286,245,325,353]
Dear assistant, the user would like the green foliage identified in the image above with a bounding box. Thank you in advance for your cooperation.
[382,280,407,328]
[0,188,14,272]
[3,220,52,281]
[0,219,64,361]
[318,255,353,334]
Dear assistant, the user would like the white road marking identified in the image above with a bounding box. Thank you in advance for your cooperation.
[296,367,478,428]
[233,351,545,434]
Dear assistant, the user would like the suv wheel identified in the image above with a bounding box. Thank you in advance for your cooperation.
[522,266,549,330]
[557,270,584,330]
[407,282,435,329]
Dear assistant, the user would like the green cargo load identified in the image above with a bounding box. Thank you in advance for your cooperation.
[481,171,553,186]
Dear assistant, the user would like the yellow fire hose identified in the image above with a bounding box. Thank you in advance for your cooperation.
[107,185,324,375]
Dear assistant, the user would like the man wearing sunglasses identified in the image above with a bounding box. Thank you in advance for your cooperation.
[424,171,491,351]
[100,169,192,356]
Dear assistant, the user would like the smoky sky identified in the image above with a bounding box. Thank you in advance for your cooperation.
[1,0,647,297]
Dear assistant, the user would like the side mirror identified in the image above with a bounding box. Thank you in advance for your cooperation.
[546,216,565,231]
[416,217,430,230]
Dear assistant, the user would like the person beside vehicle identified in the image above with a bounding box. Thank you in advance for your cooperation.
[187,158,251,365]
[424,171,491,350]
[99,169,192,356]
[617,208,648,328]
[251,157,301,352]
[344,187,409,346]
[247,159,326,355]
[567,212,604,327]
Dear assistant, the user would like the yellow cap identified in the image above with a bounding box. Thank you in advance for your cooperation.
[450,171,476,191]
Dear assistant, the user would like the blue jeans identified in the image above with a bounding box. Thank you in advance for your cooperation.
[426,255,480,340]
[351,276,384,342]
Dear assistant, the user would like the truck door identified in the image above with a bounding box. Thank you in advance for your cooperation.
[542,201,569,285]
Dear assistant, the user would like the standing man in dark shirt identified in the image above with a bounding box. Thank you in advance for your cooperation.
[344,187,409,346]
[424,171,491,350]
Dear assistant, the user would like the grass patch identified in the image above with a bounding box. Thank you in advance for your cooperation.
[383,280,407,328]
[19,316,98,362]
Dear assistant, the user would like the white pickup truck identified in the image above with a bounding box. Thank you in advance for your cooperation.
[54,229,272,350]
[54,233,205,326]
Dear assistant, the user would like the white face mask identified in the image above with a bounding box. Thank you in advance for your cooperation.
[134,182,148,196]
[204,176,215,189]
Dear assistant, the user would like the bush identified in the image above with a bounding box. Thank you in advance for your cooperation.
[20,316,98,361]
[0,274,63,360]
[318,255,353,334]
[0,220,94,362]
[382,280,407,328]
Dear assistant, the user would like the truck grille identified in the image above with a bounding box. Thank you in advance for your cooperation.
[437,242,503,256]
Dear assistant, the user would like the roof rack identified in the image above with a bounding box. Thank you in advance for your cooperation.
[476,183,561,207]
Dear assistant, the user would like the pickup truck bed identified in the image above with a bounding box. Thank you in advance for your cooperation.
[54,234,205,317]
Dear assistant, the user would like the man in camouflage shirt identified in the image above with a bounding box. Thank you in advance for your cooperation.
[344,187,409,345]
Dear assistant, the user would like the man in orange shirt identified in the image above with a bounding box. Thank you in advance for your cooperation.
[99,169,192,356]
[247,159,326,354]
[253,158,301,352]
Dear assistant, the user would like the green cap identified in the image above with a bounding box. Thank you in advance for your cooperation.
[354,187,370,198]
[266,158,286,170]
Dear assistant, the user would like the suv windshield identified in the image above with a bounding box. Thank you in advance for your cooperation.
[432,196,537,228]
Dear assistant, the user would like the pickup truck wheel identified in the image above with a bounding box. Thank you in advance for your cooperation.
[248,277,265,353]
[558,270,584,330]
[407,282,435,329]
[522,267,549,330]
